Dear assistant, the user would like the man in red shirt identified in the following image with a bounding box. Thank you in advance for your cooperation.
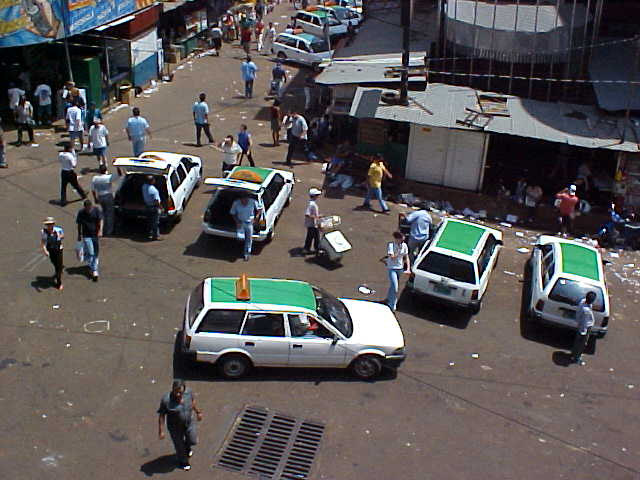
[240,28,252,55]
[556,184,579,236]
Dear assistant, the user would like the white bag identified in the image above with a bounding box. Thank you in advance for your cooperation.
[75,241,84,262]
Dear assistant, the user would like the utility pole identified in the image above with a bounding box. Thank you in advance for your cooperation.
[399,0,412,105]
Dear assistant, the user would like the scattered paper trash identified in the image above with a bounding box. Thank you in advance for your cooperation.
[624,263,635,268]
[358,285,375,295]
[83,320,110,334]
[31,143,39,147]
[538,438,547,443]
[52,305,60,310]
[471,353,479,359]
[65,343,71,348]
[503,270,517,276]
[517,247,530,254]
[515,231,525,238]
[448,361,455,367]
[499,222,512,228]
[627,384,635,389]
[480,365,492,371]
[609,252,620,258]
[258,123,264,127]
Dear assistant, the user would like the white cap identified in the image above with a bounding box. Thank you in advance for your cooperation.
[309,188,322,196]
[569,184,577,192]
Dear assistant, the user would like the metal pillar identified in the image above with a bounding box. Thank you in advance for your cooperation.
[469,0,479,87]
[487,0,498,91]
[399,0,411,105]
[562,0,578,100]
[546,0,562,101]
[508,0,521,94]
[527,0,541,98]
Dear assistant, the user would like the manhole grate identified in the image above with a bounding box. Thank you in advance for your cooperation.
[214,405,325,479]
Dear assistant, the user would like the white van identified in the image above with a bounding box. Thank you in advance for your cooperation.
[294,10,347,38]
[272,33,333,67]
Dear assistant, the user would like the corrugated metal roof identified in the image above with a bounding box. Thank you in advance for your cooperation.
[589,41,640,112]
[315,53,427,86]
[350,84,640,152]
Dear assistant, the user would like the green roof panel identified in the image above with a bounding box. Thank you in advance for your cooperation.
[228,166,272,184]
[210,278,316,311]
[436,221,486,256]
[560,243,600,281]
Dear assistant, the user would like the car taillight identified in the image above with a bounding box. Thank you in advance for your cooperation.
[535,300,545,311]
[167,197,175,213]
[601,316,609,328]
[470,290,479,300]
[185,334,191,349]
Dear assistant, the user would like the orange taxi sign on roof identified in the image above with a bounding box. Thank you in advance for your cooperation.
[236,274,251,301]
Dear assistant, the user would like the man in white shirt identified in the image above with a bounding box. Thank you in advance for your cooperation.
[303,188,321,254]
[91,164,115,235]
[384,231,410,312]
[261,22,276,54]
[59,143,87,206]
[7,83,25,112]
[571,291,596,365]
[34,83,52,126]
[285,112,308,166]
[88,118,109,167]
[215,135,242,176]
[66,100,84,150]
[230,194,263,261]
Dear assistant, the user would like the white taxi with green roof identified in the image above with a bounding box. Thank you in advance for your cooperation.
[408,218,503,313]
[180,275,406,379]
[202,166,294,242]
[527,236,610,337]
[272,32,333,67]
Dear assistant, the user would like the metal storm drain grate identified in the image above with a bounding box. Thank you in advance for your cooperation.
[214,405,325,479]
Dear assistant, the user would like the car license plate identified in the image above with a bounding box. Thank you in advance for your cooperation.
[562,309,576,319]
[434,284,451,295]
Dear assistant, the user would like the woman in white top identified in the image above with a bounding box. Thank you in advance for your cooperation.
[383,231,410,312]
[15,96,34,145]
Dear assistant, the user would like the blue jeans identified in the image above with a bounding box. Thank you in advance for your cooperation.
[386,268,404,311]
[146,206,160,239]
[363,186,389,212]
[132,137,146,157]
[237,222,254,257]
[82,237,100,275]
[98,194,114,235]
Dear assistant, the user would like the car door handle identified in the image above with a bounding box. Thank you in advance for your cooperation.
[244,341,255,346]
[292,344,303,349]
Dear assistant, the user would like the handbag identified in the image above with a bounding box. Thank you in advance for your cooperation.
[75,241,84,262]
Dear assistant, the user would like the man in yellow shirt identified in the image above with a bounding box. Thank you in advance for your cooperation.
[362,154,392,213]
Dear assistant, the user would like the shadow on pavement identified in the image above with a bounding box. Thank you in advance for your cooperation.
[396,289,472,329]
[552,351,574,367]
[304,254,344,271]
[140,454,177,476]
[66,265,92,280]
[31,276,56,292]
[183,233,265,261]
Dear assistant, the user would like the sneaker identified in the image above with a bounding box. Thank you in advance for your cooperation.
[244,254,250,261]
[92,273,99,282]
[180,464,191,471]
[188,449,193,458]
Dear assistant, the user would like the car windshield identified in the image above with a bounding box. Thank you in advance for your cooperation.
[310,39,329,53]
[312,286,353,337]
[418,252,476,284]
[549,278,605,312]
[187,281,205,327]
[332,9,347,20]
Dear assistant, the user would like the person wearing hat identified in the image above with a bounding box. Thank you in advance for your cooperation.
[303,188,322,254]
[556,184,579,236]
[88,117,109,168]
[40,217,65,290]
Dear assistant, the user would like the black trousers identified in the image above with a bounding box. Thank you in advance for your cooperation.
[17,122,34,143]
[60,169,86,205]
[571,328,592,361]
[239,148,255,166]
[304,227,320,251]
[47,247,63,287]
[168,422,198,466]
[195,123,214,145]
[286,135,305,165]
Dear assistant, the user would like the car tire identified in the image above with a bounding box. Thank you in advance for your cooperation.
[218,354,251,379]
[470,301,481,315]
[595,330,607,339]
[266,229,274,242]
[351,355,382,380]
[277,52,287,60]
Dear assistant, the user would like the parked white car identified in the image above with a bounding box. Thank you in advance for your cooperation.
[202,166,293,242]
[294,10,347,38]
[408,218,503,313]
[316,5,363,26]
[180,275,406,379]
[113,151,202,227]
[272,33,333,67]
[527,235,610,337]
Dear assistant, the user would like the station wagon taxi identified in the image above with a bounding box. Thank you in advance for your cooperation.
[271,32,333,67]
[527,236,610,337]
[113,151,202,227]
[180,275,406,379]
[408,218,503,313]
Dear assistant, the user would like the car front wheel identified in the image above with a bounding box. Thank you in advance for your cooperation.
[277,52,287,60]
[351,355,382,380]
[218,354,251,379]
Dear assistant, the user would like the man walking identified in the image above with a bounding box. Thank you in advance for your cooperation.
[570,291,596,365]
[40,217,64,290]
[216,135,242,176]
[77,199,103,281]
[241,56,258,99]
[303,188,321,254]
[400,206,432,260]
[285,112,308,166]
[271,60,287,98]
[237,124,255,166]
[125,107,151,157]
[66,100,84,150]
[91,165,115,236]
[555,184,579,236]
[230,194,262,261]
[193,93,214,147]
[158,379,203,471]
[142,175,162,241]
[88,118,109,168]
[362,154,392,213]
[34,81,52,126]
[240,27,252,55]
[262,22,276,54]
[7,83,25,115]
[384,231,410,312]
[59,142,87,206]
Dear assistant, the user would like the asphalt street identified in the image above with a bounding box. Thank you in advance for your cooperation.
[1,3,639,479]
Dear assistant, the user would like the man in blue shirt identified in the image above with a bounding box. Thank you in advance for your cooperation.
[400,207,432,260]
[237,124,255,166]
[230,194,263,261]
[241,56,258,99]
[125,107,152,157]
[142,176,162,241]
[192,93,214,147]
